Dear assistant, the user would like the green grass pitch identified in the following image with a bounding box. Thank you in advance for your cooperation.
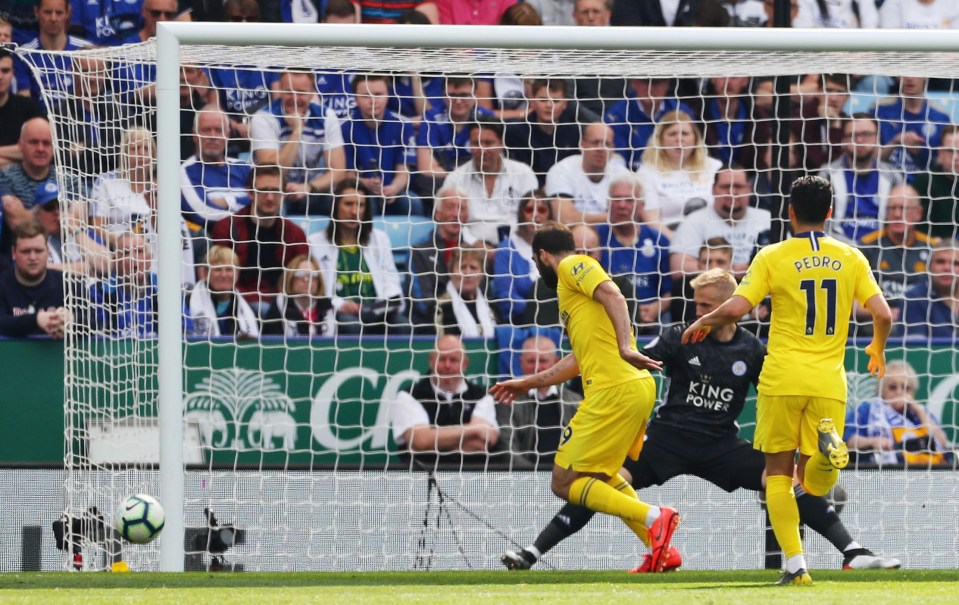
[2,570,958,605]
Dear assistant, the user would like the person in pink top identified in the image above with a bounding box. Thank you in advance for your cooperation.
[418,0,517,24]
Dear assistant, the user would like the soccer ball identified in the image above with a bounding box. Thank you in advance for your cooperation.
[116,494,165,544]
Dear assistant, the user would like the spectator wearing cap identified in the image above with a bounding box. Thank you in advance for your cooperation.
[0,220,67,338]
[32,181,109,276]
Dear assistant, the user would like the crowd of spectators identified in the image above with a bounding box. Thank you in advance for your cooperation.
[1,0,958,465]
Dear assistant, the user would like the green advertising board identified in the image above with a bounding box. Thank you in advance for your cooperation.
[1,339,957,465]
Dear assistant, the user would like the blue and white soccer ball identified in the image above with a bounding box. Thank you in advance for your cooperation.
[116,494,165,544]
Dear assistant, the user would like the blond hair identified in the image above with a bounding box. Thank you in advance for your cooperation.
[281,254,324,297]
[120,126,155,177]
[448,246,486,274]
[690,268,737,296]
[206,245,239,268]
[641,110,709,178]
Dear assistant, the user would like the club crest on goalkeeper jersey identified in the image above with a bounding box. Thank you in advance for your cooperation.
[734,231,881,402]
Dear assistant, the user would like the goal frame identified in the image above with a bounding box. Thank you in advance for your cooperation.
[154,23,959,572]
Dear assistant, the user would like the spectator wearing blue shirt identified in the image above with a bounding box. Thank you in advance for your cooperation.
[317,70,355,120]
[180,107,252,231]
[250,69,347,215]
[342,74,424,216]
[874,77,952,175]
[603,78,694,171]
[698,77,760,171]
[15,0,92,107]
[899,245,959,342]
[818,114,904,241]
[84,232,159,339]
[69,0,142,46]
[416,76,494,195]
[595,174,671,332]
[390,73,445,120]
[491,192,553,325]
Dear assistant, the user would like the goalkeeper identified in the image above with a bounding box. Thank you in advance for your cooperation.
[502,268,901,572]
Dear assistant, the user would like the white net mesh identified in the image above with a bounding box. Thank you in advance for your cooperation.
[13,36,959,571]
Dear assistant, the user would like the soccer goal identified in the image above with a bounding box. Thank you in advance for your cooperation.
[14,24,959,573]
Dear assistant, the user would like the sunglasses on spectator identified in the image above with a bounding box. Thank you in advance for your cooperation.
[149,9,178,18]
[292,271,316,279]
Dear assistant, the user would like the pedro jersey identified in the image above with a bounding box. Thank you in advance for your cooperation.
[734,231,882,401]
[557,254,648,396]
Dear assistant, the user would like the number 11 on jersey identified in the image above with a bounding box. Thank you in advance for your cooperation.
[799,278,837,336]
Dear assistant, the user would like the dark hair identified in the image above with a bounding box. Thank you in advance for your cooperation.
[468,116,504,142]
[499,2,542,25]
[396,8,431,24]
[715,162,753,184]
[12,220,46,248]
[517,190,553,222]
[323,0,354,19]
[351,73,390,94]
[822,73,851,92]
[445,76,474,90]
[528,78,567,98]
[247,164,282,190]
[789,176,833,225]
[693,0,730,27]
[532,221,575,257]
[326,180,373,246]
[0,49,12,63]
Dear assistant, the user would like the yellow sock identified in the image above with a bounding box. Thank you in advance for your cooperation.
[608,474,650,546]
[568,476,654,526]
[802,452,839,497]
[766,474,803,559]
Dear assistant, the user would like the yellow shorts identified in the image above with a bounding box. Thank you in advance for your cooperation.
[554,376,656,477]
[754,394,846,457]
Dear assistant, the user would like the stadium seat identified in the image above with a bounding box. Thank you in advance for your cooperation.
[926,92,959,124]
[372,215,435,269]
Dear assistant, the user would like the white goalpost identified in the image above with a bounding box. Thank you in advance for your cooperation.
[13,24,959,573]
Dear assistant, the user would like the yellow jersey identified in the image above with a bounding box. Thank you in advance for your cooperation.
[734,231,882,401]
[557,254,648,396]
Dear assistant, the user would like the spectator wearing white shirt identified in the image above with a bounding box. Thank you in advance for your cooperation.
[669,165,771,279]
[249,69,347,214]
[879,0,959,29]
[525,0,576,25]
[793,0,878,28]
[637,110,722,234]
[546,122,629,226]
[444,119,538,245]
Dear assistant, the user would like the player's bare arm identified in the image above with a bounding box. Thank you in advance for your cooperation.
[593,280,663,372]
[489,354,581,405]
[682,295,753,344]
[863,293,893,378]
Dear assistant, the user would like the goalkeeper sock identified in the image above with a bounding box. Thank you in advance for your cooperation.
[766,474,804,559]
[532,503,597,557]
[795,486,855,552]
[568,476,654,526]
[608,473,651,546]
[802,452,839,497]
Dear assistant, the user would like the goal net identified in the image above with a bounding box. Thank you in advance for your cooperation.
[15,25,959,572]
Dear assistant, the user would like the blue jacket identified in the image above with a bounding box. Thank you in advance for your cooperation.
[899,278,958,342]
[491,237,536,323]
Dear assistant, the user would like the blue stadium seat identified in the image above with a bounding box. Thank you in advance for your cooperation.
[926,92,959,124]
[287,216,329,236]
[372,215,435,269]
[844,92,881,116]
